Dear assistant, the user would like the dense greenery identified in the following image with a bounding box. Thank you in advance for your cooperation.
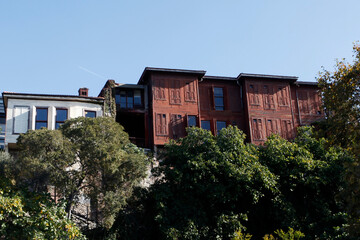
[111,126,353,240]
[3,117,149,229]
[317,43,360,154]
[317,43,360,238]
[0,151,84,239]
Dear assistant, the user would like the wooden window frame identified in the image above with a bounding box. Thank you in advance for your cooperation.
[216,120,227,134]
[169,80,181,105]
[280,119,294,139]
[153,79,166,101]
[201,120,211,131]
[248,84,261,106]
[252,118,265,141]
[265,118,279,137]
[185,82,196,102]
[213,87,225,111]
[263,85,275,110]
[156,113,168,136]
[277,85,289,107]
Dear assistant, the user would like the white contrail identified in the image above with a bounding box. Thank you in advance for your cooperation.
[78,66,106,79]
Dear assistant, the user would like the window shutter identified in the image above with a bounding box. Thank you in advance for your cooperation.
[14,106,29,133]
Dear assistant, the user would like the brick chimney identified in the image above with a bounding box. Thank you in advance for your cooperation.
[78,88,89,97]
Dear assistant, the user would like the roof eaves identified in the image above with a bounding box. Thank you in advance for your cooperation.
[2,92,104,102]
[138,67,207,84]
[202,75,238,81]
[238,73,298,82]
[295,81,318,86]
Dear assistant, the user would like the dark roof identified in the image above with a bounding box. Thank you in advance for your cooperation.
[2,92,103,108]
[2,92,103,100]
[295,81,318,86]
[202,75,238,81]
[138,67,207,84]
[238,73,298,82]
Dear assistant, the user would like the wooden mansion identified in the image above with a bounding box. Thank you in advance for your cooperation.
[99,67,324,150]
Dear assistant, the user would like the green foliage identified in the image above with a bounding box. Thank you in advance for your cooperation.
[146,126,278,239]
[263,228,305,240]
[111,126,353,239]
[317,42,360,154]
[317,42,360,238]
[4,117,149,229]
[259,126,353,239]
[0,174,85,239]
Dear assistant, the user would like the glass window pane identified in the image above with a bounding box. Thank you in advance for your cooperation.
[215,97,224,110]
[201,120,211,131]
[127,91,134,109]
[36,122,47,129]
[85,111,96,118]
[115,94,120,104]
[36,109,47,121]
[188,116,197,127]
[134,90,141,105]
[56,109,67,122]
[214,87,223,96]
[216,121,226,134]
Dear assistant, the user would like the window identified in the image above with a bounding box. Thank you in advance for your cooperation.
[298,91,309,114]
[214,87,224,110]
[35,108,48,129]
[188,115,197,127]
[154,80,166,100]
[252,118,264,140]
[201,120,211,131]
[281,119,293,139]
[263,85,275,109]
[156,113,168,136]
[171,114,183,139]
[266,119,278,137]
[119,90,133,109]
[116,89,142,109]
[134,90,142,106]
[55,108,68,129]
[216,121,226,134]
[13,106,30,134]
[277,86,289,106]
[185,82,196,102]
[170,80,181,104]
[249,84,260,105]
[85,110,96,118]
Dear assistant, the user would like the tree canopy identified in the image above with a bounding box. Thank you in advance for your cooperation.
[4,117,149,229]
[317,43,360,154]
[112,126,353,239]
[0,152,84,240]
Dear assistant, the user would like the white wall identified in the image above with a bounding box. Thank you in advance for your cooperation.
[5,97,103,150]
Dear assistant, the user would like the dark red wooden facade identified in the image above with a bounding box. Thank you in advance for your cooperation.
[100,68,324,149]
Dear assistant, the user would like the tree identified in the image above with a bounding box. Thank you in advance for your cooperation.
[4,117,149,229]
[0,159,85,240]
[317,43,360,154]
[111,126,353,240]
[115,126,278,239]
[258,127,352,239]
[317,43,360,238]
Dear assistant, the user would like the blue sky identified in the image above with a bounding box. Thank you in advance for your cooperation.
[1,1,360,97]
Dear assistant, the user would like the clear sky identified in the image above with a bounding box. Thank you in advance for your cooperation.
[1,0,360,97]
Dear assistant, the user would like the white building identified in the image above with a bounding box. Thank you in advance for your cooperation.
[2,88,104,151]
